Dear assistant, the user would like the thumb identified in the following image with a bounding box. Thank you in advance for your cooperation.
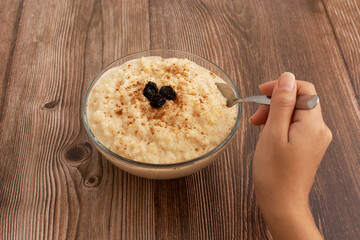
[266,72,297,142]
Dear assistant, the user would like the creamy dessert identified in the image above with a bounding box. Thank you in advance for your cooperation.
[86,57,237,164]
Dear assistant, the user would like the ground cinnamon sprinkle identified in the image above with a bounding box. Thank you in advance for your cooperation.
[115,109,122,115]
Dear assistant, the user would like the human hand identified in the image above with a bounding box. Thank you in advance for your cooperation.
[250,72,332,240]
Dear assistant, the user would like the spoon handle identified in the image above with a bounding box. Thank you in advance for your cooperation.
[232,95,319,110]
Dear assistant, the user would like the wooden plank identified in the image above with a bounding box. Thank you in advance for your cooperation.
[148,0,360,239]
[322,0,360,105]
[0,0,153,239]
[0,0,23,119]
[314,0,360,239]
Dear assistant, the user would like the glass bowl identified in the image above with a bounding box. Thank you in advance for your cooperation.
[82,50,242,179]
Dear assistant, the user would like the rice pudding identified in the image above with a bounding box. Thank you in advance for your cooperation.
[86,56,237,164]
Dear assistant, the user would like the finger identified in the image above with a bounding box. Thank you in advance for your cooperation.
[259,79,316,96]
[259,125,264,138]
[296,80,316,95]
[260,80,324,123]
[264,72,297,142]
[250,105,270,126]
[259,80,277,96]
[292,82,323,123]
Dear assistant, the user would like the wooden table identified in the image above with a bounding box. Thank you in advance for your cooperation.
[1,0,359,239]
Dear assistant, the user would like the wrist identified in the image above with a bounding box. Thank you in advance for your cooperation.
[256,189,310,220]
[258,200,323,240]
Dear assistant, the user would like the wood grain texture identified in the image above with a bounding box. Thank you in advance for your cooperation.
[0,0,23,119]
[322,0,360,105]
[0,0,359,239]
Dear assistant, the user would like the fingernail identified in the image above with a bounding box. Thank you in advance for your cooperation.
[278,72,295,91]
[249,116,254,123]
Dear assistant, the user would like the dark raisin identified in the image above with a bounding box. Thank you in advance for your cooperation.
[150,94,166,108]
[143,81,158,100]
[159,86,176,100]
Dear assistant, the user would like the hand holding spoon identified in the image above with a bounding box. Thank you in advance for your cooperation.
[215,83,319,109]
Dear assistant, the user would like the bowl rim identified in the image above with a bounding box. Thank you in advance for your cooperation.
[81,49,242,168]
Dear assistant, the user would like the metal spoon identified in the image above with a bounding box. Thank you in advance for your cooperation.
[215,82,319,109]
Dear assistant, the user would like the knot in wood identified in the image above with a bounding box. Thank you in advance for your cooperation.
[44,101,58,109]
[84,176,100,187]
[65,142,92,162]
